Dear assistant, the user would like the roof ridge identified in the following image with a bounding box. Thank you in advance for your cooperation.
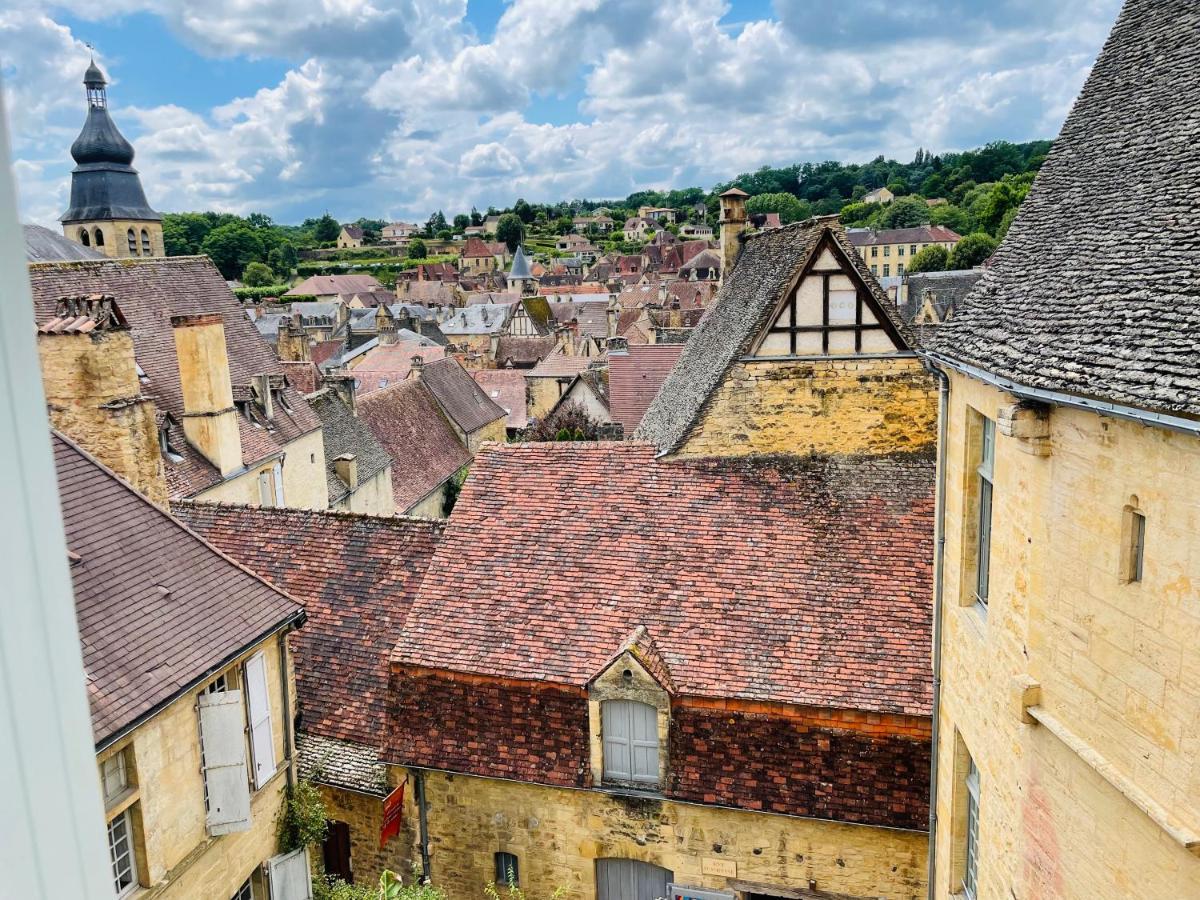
[172,498,448,530]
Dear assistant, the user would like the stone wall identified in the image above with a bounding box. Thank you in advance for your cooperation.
[525,375,567,419]
[932,372,1200,898]
[195,427,329,510]
[677,356,938,459]
[65,218,165,259]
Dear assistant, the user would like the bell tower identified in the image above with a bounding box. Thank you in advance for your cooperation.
[61,60,164,258]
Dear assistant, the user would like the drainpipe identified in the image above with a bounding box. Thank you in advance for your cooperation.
[413,770,431,883]
[923,359,950,900]
[277,630,295,791]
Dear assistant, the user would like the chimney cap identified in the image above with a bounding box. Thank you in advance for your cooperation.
[170,312,223,329]
[720,187,749,198]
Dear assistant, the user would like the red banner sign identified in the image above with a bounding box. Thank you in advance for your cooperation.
[379,777,407,849]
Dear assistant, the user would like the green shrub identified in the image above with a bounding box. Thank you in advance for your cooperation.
[276,781,328,853]
[232,284,296,301]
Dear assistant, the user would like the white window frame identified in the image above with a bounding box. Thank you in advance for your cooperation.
[232,876,255,900]
[107,808,138,897]
[975,417,996,608]
[963,758,981,899]
[101,749,129,805]
[243,651,277,790]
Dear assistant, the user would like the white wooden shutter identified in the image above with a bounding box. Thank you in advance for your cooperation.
[244,652,276,789]
[198,690,251,835]
[258,471,274,507]
[272,462,285,507]
[630,701,659,784]
[601,700,632,781]
[267,847,313,900]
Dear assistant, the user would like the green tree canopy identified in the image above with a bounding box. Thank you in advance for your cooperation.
[312,214,340,243]
[879,195,931,229]
[407,238,428,259]
[241,261,276,287]
[495,213,525,253]
[201,223,266,280]
[906,244,950,274]
[949,232,998,270]
[453,213,470,231]
[267,243,299,275]
[746,192,810,224]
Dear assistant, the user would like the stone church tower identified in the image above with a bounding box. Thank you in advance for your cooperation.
[61,61,163,258]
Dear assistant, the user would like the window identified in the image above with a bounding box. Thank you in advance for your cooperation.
[127,228,138,255]
[1123,504,1146,583]
[244,651,276,789]
[232,878,255,900]
[107,809,138,897]
[964,757,981,899]
[898,264,905,274]
[911,244,918,255]
[601,699,659,786]
[975,417,996,606]
[898,245,905,257]
[94,228,105,247]
[495,852,520,887]
[883,264,891,277]
[870,246,878,258]
[101,749,129,804]
[79,228,90,247]
[204,673,230,694]
[870,265,878,274]
[198,685,252,835]
[141,229,151,255]
[883,245,891,256]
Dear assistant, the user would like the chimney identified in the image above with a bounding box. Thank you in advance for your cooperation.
[377,305,398,346]
[669,298,682,329]
[607,336,629,355]
[719,188,749,282]
[277,314,310,362]
[658,283,668,304]
[606,295,619,339]
[37,294,169,508]
[253,373,274,421]
[333,453,358,491]
[171,313,242,477]
[410,354,425,378]
[327,373,357,414]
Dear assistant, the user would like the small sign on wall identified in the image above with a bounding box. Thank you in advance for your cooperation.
[701,857,737,878]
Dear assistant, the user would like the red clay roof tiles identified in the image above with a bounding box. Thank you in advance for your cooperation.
[608,344,685,430]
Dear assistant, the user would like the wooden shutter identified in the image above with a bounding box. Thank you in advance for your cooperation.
[272,462,285,507]
[243,652,276,790]
[322,822,353,885]
[630,701,659,784]
[267,847,313,900]
[258,471,274,507]
[198,690,251,835]
[601,700,632,781]
[596,858,672,900]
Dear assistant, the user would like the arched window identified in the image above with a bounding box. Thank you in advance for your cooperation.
[79,229,90,247]
[127,228,138,255]
[141,229,151,255]
[600,699,659,785]
[94,228,104,247]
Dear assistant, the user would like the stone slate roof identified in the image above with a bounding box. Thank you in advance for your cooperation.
[351,341,448,395]
[358,379,470,513]
[494,335,557,367]
[341,224,364,240]
[931,0,1200,419]
[308,389,393,505]
[418,357,507,435]
[30,258,322,499]
[637,217,914,453]
[394,442,935,716]
[56,433,303,749]
[24,224,104,262]
[298,734,389,797]
[173,502,443,756]
[902,269,983,329]
[528,349,597,379]
[439,303,510,335]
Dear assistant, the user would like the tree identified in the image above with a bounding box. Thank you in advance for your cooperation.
[906,244,950,274]
[949,232,998,270]
[436,229,452,240]
[513,198,534,223]
[746,192,810,225]
[268,242,299,275]
[453,213,470,231]
[407,238,428,259]
[242,261,276,287]
[312,214,341,243]
[495,213,525,253]
[201,223,265,280]
[524,402,603,442]
[246,212,274,230]
[879,195,931,229]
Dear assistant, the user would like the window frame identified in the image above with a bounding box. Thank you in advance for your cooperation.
[601,698,660,787]
[1122,504,1147,583]
[974,416,996,608]
[126,228,138,255]
[94,228,105,247]
[494,851,520,887]
[101,748,130,805]
[107,807,138,898]
[141,229,151,255]
[963,758,981,899]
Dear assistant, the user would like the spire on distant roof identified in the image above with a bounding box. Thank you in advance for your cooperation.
[509,245,532,280]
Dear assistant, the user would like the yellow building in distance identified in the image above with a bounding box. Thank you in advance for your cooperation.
[923,1,1200,896]
[848,225,960,278]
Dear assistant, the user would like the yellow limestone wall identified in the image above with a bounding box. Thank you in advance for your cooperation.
[371,769,928,900]
[525,375,567,419]
[65,218,165,258]
[96,635,297,899]
[676,356,938,458]
[340,467,396,516]
[932,372,1200,899]
[195,427,329,510]
[465,417,507,454]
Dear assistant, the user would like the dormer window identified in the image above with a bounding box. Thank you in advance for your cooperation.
[601,699,659,786]
[158,422,183,463]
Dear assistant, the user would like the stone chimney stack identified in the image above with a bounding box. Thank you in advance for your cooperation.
[606,295,619,339]
[326,373,357,414]
[38,294,169,508]
[377,305,398,346]
[410,354,425,378]
[718,188,749,282]
[333,453,358,491]
[276,314,310,362]
[607,336,629,355]
[171,313,242,476]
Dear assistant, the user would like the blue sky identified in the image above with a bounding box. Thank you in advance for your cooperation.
[2,0,1122,226]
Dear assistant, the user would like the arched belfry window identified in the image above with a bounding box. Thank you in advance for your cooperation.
[94,229,104,247]
[127,228,138,255]
[141,229,151,255]
[79,229,90,247]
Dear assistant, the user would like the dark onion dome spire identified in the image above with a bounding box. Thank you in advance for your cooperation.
[61,60,160,224]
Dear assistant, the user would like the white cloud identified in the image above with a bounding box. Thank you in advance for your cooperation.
[5,0,1124,226]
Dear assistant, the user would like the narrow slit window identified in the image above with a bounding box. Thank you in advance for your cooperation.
[1125,508,1146,583]
[975,417,996,607]
[127,228,138,255]
[964,758,980,899]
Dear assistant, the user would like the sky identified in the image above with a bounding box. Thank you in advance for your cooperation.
[2,0,1123,227]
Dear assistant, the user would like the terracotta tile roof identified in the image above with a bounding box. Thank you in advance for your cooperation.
[393,443,934,716]
[527,349,598,378]
[30,257,321,499]
[571,300,611,339]
[462,236,493,258]
[286,274,383,297]
[472,368,529,430]
[55,433,303,748]
[539,283,606,295]
[358,379,470,513]
[931,0,1200,418]
[608,344,685,430]
[418,357,506,435]
[637,218,914,454]
[172,502,442,750]
[352,340,447,395]
[310,340,344,367]
[846,225,961,247]
[308,389,393,505]
[279,360,322,395]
